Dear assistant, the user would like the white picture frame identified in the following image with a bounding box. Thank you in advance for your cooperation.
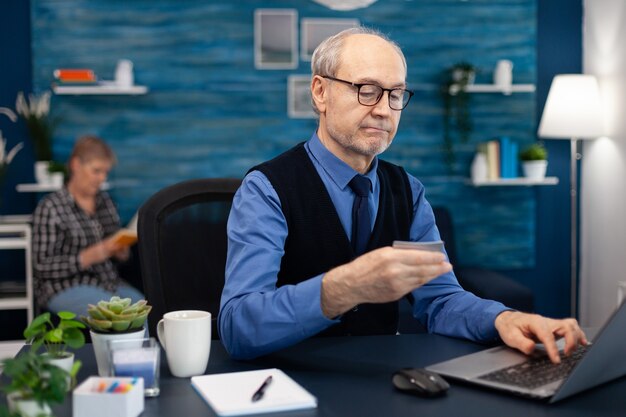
[300,18,360,62]
[254,9,298,70]
[288,75,316,119]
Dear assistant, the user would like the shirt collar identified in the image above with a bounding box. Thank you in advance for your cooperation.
[61,186,105,211]
[306,132,378,191]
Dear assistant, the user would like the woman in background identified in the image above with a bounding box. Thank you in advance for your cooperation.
[32,135,143,315]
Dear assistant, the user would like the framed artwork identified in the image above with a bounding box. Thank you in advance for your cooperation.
[254,9,298,69]
[288,75,316,118]
[300,18,359,61]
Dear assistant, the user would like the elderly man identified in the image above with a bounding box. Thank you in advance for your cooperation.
[219,27,586,360]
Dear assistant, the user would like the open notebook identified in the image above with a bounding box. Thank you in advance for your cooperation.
[191,368,317,416]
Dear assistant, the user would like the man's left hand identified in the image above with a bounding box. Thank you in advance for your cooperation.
[494,311,588,364]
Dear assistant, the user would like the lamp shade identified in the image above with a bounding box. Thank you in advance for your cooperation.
[538,74,604,139]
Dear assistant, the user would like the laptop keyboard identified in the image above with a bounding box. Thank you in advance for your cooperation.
[478,345,589,390]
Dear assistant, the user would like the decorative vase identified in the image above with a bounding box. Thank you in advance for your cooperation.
[470,153,488,183]
[34,161,51,185]
[90,328,146,377]
[522,160,548,180]
[7,392,52,417]
[494,59,514,89]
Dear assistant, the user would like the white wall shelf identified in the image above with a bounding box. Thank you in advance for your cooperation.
[0,215,32,225]
[449,83,536,95]
[0,224,34,324]
[466,177,559,187]
[16,182,110,193]
[52,83,148,95]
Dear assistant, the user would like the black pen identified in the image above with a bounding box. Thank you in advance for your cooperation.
[251,375,273,402]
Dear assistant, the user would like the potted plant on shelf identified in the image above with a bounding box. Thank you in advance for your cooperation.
[14,90,62,185]
[0,350,79,417]
[81,296,152,376]
[0,135,24,212]
[23,311,86,382]
[519,142,548,180]
[442,62,476,170]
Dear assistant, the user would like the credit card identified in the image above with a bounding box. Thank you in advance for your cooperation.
[392,240,445,253]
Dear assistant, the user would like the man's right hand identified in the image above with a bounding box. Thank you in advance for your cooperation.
[320,246,452,319]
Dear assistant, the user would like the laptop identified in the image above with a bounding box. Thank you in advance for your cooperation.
[426,301,626,403]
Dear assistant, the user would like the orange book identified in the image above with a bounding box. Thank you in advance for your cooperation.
[110,229,138,247]
[53,69,96,82]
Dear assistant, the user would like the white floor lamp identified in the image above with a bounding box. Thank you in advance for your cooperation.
[538,74,604,318]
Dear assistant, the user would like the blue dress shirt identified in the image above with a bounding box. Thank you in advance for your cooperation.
[219,133,508,359]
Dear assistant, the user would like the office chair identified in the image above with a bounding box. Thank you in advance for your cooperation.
[137,178,242,339]
[432,206,535,312]
[398,207,534,334]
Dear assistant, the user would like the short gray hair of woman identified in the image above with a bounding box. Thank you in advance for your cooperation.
[67,135,117,179]
[310,27,407,114]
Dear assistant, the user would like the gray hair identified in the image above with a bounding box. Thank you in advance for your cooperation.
[310,26,407,114]
[67,135,116,179]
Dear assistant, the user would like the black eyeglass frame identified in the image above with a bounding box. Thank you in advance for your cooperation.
[321,75,414,110]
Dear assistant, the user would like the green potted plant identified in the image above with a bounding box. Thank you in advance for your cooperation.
[442,62,476,169]
[0,351,79,417]
[519,142,548,180]
[46,161,67,187]
[14,91,61,185]
[23,311,86,379]
[81,296,151,376]
[0,134,23,211]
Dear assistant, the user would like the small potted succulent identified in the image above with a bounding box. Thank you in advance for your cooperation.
[81,296,151,376]
[23,311,85,371]
[519,142,548,180]
[0,350,79,417]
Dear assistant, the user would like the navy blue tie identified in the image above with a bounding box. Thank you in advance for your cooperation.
[349,175,372,256]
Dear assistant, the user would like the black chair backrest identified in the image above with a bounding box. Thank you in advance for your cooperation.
[431,206,458,264]
[137,178,242,339]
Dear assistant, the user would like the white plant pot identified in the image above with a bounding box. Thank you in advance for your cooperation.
[7,392,52,417]
[50,172,64,187]
[34,160,52,185]
[452,69,476,85]
[44,352,74,373]
[44,352,75,390]
[522,160,548,180]
[90,328,146,377]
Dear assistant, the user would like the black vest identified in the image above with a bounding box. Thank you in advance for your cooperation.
[252,142,413,336]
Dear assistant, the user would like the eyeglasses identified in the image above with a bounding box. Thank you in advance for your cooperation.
[322,76,414,111]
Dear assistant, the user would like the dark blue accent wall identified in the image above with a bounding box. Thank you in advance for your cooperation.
[0,0,34,215]
[0,0,582,319]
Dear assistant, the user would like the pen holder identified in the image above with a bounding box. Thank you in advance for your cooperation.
[73,377,144,417]
[108,337,160,397]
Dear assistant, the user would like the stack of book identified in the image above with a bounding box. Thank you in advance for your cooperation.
[478,137,519,181]
[53,69,97,85]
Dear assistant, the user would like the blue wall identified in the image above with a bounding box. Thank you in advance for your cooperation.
[0,0,34,215]
[1,0,583,318]
[31,0,537,267]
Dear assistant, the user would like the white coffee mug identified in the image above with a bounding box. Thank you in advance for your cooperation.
[157,310,211,377]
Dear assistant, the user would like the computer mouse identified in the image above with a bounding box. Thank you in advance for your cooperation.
[392,368,450,397]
